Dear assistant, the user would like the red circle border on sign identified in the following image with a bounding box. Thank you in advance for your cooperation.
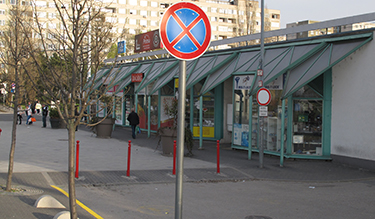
[159,2,211,61]
[257,88,271,106]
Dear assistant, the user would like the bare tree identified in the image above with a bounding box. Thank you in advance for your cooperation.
[16,0,124,218]
[0,4,34,192]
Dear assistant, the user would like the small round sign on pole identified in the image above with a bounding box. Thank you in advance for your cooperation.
[257,88,271,106]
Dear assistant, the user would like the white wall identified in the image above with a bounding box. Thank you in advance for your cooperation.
[331,34,375,161]
[222,77,233,143]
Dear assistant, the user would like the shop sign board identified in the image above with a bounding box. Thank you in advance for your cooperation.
[234,75,253,90]
[118,41,126,54]
[131,73,144,82]
[159,2,211,60]
[134,29,162,53]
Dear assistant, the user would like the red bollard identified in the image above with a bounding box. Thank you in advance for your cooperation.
[173,140,177,175]
[0,128,2,136]
[75,140,80,179]
[217,140,220,174]
[127,140,131,177]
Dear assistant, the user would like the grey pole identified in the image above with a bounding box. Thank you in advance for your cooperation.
[259,0,265,168]
[175,60,186,219]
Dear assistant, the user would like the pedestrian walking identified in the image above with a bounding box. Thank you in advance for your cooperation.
[35,101,42,115]
[17,106,23,125]
[127,108,139,139]
[25,106,32,125]
[42,104,48,128]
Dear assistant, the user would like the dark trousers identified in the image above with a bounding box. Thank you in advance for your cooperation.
[42,115,47,127]
[17,115,22,124]
[131,125,137,139]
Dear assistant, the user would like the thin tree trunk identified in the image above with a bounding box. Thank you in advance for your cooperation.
[68,121,77,219]
[6,68,20,191]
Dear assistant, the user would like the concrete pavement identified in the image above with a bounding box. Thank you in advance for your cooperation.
[1,109,375,218]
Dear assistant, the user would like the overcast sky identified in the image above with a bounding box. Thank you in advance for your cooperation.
[264,0,375,28]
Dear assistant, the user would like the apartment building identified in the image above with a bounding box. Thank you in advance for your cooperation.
[0,0,280,53]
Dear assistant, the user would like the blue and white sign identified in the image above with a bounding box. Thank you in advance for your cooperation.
[118,41,126,54]
[234,75,254,90]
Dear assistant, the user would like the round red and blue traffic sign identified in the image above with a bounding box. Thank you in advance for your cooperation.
[159,2,211,60]
[257,88,271,106]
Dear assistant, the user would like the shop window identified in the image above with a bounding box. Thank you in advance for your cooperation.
[292,99,322,155]
[192,81,215,138]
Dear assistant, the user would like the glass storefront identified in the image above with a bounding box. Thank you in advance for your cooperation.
[233,89,251,147]
[114,95,123,125]
[292,85,323,155]
[192,82,215,138]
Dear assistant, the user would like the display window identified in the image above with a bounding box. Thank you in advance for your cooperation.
[114,96,123,125]
[192,82,215,138]
[292,85,323,155]
[233,89,251,147]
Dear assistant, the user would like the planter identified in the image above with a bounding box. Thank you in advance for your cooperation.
[95,118,115,138]
[160,128,177,155]
[49,118,60,129]
[50,118,66,129]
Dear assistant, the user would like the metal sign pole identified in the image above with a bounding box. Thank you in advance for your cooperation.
[175,60,186,219]
[259,0,265,168]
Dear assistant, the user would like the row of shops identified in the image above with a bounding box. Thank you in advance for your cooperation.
[89,29,375,168]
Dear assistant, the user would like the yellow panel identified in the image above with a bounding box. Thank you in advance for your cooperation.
[175,79,179,88]
[193,126,215,138]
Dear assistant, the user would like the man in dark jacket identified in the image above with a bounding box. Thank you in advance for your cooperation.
[42,104,48,128]
[127,108,139,139]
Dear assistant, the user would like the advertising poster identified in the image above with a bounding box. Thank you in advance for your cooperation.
[160,96,175,128]
[233,123,249,147]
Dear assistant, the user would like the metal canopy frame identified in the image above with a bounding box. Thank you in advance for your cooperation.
[93,32,372,99]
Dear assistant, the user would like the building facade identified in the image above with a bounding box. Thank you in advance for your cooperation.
[0,0,280,53]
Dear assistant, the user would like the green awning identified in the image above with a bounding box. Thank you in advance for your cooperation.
[149,60,195,94]
[186,53,234,90]
[135,60,178,93]
[282,36,372,97]
[199,52,239,95]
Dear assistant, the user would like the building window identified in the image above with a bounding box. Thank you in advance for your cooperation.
[129,0,137,5]
[35,1,47,7]
[129,9,136,15]
[119,0,126,4]
[160,3,169,8]
[140,10,147,17]
[119,18,126,23]
[129,19,136,25]
[211,8,217,13]
[151,20,157,26]
[0,10,4,15]
[119,8,126,14]
[151,1,157,7]
[140,20,147,27]
[271,22,279,28]
[140,0,147,6]
[272,14,280,19]
[151,11,157,17]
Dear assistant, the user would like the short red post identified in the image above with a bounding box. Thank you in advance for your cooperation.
[0,128,2,136]
[217,140,220,174]
[127,140,131,177]
[75,140,80,179]
[173,140,177,175]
